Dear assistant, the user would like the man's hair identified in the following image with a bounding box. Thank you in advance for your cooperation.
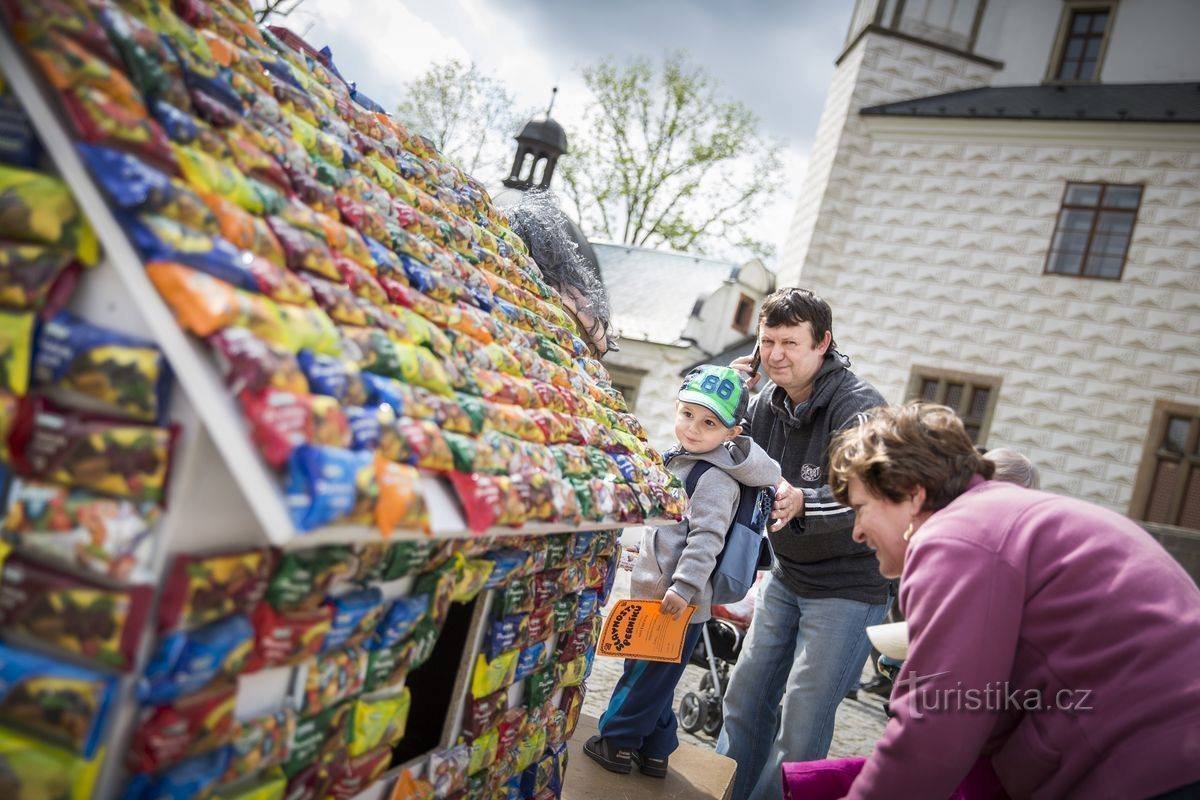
[758,287,837,351]
[829,402,995,513]
[985,448,1041,490]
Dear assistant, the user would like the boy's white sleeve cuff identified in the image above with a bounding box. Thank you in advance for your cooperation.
[667,581,697,604]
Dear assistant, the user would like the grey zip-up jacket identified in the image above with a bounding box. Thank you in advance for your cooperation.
[750,351,891,604]
[630,435,781,623]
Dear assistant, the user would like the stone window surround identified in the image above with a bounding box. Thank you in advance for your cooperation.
[1044,180,1143,281]
[1045,0,1118,84]
[1130,399,1200,533]
[906,365,1002,445]
[732,293,755,334]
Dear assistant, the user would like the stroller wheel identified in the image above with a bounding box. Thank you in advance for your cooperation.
[701,699,723,737]
[679,692,705,734]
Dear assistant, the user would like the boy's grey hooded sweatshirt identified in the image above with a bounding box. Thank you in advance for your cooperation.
[630,435,781,623]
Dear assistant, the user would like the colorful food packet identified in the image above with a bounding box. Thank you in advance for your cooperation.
[61,85,178,174]
[429,743,470,800]
[139,614,254,705]
[1,476,160,583]
[0,549,153,669]
[297,350,366,405]
[373,455,428,536]
[524,606,553,645]
[463,689,507,740]
[122,745,231,800]
[265,545,355,611]
[484,614,527,662]
[33,310,172,423]
[0,163,97,266]
[284,701,351,778]
[451,557,494,603]
[222,712,295,784]
[514,640,548,683]
[248,602,333,670]
[214,765,287,799]
[324,743,392,800]
[0,310,34,394]
[363,641,409,694]
[524,667,555,711]
[0,641,117,758]
[209,327,308,395]
[498,576,533,617]
[157,549,273,632]
[198,190,286,266]
[468,726,498,776]
[388,769,434,800]
[173,143,280,215]
[124,214,313,306]
[240,387,343,469]
[285,445,372,531]
[348,685,410,756]
[377,416,454,473]
[321,587,384,653]
[148,261,282,342]
[341,328,452,396]
[266,215,337,280]
[78,144,218,234]
[470,648,518,700]
[302,647,367,714]
[551,595,578,634]
[0,242,80,315]
[557,654,589,688]
[368,593,429,651]
[7,397,176,504]
[128,682,237,773]
[0,723,103,800]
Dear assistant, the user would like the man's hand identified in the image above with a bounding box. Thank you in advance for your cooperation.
[660,589,688,619]
[770,478,803,532]
[729,354,762,391]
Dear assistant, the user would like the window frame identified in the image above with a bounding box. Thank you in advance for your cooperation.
[732,293,756,334]
[1046,2,1116,84]
[605,364,647,413]
[1043,181,1142,282]
[1130,399,1200,533]
[906,366,1002,446]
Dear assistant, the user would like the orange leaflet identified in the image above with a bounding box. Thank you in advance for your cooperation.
[598,599,697,663]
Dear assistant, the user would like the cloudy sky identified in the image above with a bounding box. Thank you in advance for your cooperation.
[289,0,856,264]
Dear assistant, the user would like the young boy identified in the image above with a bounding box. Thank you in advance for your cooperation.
[585,365,781,777]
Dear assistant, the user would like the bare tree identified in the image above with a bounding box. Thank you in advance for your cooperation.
[252,0,305,24]
[561,52,784,260]
[396,59,528,180]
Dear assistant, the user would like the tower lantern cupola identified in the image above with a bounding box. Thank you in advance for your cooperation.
[504,87,568,190]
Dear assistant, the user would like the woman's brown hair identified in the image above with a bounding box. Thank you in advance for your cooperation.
[829,402,995,512]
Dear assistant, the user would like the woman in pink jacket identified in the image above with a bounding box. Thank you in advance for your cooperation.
[815,402,1200,800]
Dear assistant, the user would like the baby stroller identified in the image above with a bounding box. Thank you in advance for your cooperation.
[677,578,758,738]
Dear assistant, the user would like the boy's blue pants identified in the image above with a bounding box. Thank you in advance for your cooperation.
[597,622,705,758]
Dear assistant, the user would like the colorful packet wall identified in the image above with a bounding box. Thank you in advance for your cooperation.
[0,0,686,798]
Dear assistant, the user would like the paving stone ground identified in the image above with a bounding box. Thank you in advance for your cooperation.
[585,562,888,758]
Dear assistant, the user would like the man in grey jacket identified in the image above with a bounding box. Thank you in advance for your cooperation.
[717,288,891,800]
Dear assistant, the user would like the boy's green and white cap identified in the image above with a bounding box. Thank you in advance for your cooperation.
[678,365,748,428]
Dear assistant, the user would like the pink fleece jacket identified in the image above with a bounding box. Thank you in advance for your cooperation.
[847,478,1200,800]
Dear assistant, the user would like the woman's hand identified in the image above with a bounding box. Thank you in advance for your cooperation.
[660,589,688,618]
[730,354,762,390]
[770,478,803,532]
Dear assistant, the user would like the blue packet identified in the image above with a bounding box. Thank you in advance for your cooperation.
[0,641,117,758]
[344,405,382,451]
[121,213,268,295]
[150,100,199,144]
[363,234,403,278]
[368,593,430,651]
[77,144,217,235]
[482,549,529,590]
[33,310,172,423]
[139,614,254,705]
[514,640,547,682]
[484,614,527,662]
[0,90,40,168]
[121,745,231,800]
[570,532,597,561]
[297,350,363,402]
[360,371,411,415]
[350,86,387,114]
[575,589,599,627]
[285,445,371,531]
[321,586,384,653]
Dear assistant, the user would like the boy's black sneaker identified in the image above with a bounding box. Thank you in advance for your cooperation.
[583,735,633,774]
[633,750,669,778]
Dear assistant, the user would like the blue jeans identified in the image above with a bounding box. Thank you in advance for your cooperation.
[716,572,889,800]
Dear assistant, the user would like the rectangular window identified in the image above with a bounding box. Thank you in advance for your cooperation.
[1045,182,1141,280]
[733,294,755,334]
[1055,7,1111,81]
[909,368,999,444]
[1132,403,1200,532]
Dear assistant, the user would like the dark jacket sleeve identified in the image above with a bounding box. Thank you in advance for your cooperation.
[796,379,886,536]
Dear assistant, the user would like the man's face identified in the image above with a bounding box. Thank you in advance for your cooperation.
[758,322,831,397]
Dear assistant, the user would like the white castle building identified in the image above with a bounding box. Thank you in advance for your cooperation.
[778,0,1200,573]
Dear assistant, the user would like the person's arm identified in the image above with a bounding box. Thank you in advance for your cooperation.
[668,469,739,607]
[794,388,881,535]
[846,537,1024,799]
